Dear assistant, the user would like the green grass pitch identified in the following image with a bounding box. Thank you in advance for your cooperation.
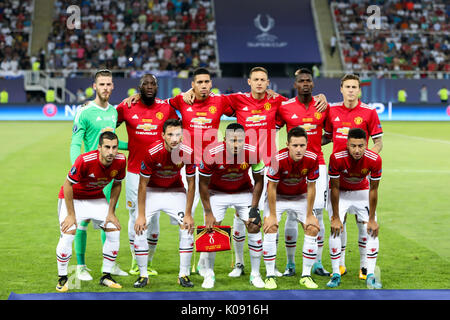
[1,121,449,299]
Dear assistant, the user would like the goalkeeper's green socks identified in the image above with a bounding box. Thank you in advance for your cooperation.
[74,221,106,266]
[74,220,89,265]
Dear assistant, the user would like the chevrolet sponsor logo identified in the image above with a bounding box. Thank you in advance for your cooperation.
[137,123,158,131]
[337,127,350,135]
[300,123,317,131]
[191,117,212,125]
[246,115,266,123]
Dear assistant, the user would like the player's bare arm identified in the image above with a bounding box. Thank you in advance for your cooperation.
[104,180,122,231]
[199,174,216,231]
[61,179,77,234]
[329,177,343,237]
[368,179,380,237]
[371,137,383,154]
[135,174,149,235]
[304,181,319,235]
[183,175,196,234]
[263,180,279,234]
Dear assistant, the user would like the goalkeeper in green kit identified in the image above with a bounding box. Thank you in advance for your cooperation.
[70,69,128,280]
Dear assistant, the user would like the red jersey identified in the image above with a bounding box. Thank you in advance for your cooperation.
[140,140,195,190]
[276,96,329,165]
[198,142,262,193]
[227,92,288,165]
[328,149,382,191]
[324,100,383,153]
[266,148,320,196]
[169,93,234,164]
[116,98,178,174]
[58,150,127,199]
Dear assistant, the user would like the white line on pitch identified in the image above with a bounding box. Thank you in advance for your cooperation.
[385,132,450,145]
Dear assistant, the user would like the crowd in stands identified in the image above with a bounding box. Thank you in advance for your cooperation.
[331,0,449,78]
[0,0,33,74]
[47,0,218,76]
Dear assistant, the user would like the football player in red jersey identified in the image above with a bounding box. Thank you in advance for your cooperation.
[276,68,331,277]
[323,74,383,280]
[56,132,126,292]
[263,127,321,289]
[198,123,265,289]
[116,74,179,277]
[133,119,197,288]
[326,128,382,289]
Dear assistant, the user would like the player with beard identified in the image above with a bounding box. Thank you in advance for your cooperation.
[70,69,128,281]
[116,74,179,277]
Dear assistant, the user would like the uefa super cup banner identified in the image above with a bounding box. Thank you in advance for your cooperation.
[214,0,321,63]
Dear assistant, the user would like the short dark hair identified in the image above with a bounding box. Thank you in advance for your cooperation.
[163,118,182,133]
[193,67,210,80]
[140,73,157,86]
[287,126,308,143]
[348,128,367,140]
[249,66,269,78]
[225,122,245,132]
[94,69,112,82]
[294,68,313,77]
[340,73,360,88]
[99,131,118,145]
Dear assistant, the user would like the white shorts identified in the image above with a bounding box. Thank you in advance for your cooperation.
[125,171,139,210]
[58,198,116,232]
[327,189,377,223]
[314,165,327,210]
[210,191,252,223]
[138,188,186,226]
[181,165,201,213]
[263,193,313,225]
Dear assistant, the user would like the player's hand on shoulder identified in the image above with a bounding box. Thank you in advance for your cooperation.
[182,88,195,105]
[123,93,141,108]
[313,93,328,112]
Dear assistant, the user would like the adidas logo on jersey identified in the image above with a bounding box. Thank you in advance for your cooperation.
[187,107,193,112]
[243,107,248,111]
[132,114,139,119]
[96,116,102,121]
[334,116,340,121]
[89,173,95,178]
[291,114,298,119]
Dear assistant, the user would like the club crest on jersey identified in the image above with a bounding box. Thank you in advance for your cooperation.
[314,112,322,120]
[156,112,164,120]
[240,162,249,170]
[110,170,118,178]
[301,168,308,175]
[354,116,363,125]
[361,168,369,175]
[264,102,271,111]
[209,106,217,114]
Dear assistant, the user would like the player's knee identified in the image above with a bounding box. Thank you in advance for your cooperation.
[246,223,260,234]
[305,225,319,237]
[266,225,278,234]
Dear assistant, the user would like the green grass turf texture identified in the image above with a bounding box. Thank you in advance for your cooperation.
[1,120,449,299]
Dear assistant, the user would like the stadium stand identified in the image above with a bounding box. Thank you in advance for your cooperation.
[0,0,34,76]
[46,0,219,76]
[330,0,449,78]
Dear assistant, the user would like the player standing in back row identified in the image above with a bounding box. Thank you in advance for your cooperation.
[323,73,383,280]
[116,73,179,277]
[276,68,330,278]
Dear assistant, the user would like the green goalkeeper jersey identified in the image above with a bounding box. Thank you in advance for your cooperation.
[70,100,127,164]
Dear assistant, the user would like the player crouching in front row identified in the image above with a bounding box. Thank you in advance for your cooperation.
[56,132,126,292]
[327,128,382,289]
[263,126,321,289]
